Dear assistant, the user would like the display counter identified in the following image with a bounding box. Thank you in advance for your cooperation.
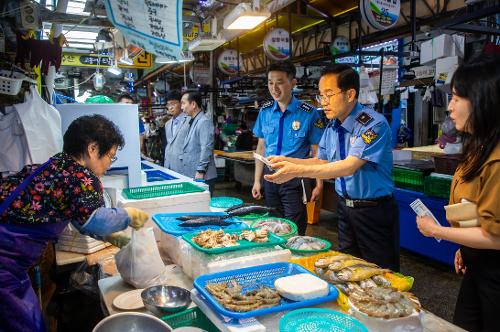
[98,263,466,332]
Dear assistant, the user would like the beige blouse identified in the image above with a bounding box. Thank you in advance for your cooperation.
[449,142,500,235]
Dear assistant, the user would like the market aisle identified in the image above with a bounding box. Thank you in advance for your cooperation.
[214,181,462,322]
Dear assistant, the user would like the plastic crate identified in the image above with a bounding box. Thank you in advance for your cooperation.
[424,175,452,199]
[394,188,459,265]
[122,182,204,199]
[182,228,285,254]
[392,167,425,192]
[161,307,218,331]
[193,262,338,319]
[144,170,178,182]
[433,154,461,175]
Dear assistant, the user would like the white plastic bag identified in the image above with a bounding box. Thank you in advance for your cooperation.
[115,227,168,288]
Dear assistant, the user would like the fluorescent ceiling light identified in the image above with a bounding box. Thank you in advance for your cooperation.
[155,56,195,64]
[188,36,226,52]
[65,43,95,49]
[223,3,270,30]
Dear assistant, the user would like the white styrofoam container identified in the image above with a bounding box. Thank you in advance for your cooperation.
[435,56,460,85]
[420,34,453,65]
[182,244,292,279]
[56,242,110,254]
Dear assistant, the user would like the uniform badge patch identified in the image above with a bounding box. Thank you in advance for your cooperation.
[292,120,301,130]
[361,129,378,144]
[261,100,274,109]
[313,118,325,129]
[356,112,374,126]
[299,103,313,113]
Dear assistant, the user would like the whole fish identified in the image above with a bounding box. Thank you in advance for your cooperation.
[176,214,229,221]
[226,205,281,217]
[314,255,353,268]
[337,266,390,282]
[328,259,378,272]
[178,216,234,227]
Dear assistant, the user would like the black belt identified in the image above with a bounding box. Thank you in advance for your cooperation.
[340,195,392,208]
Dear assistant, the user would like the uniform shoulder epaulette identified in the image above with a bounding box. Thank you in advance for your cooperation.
[260,100,274,109]
[313,118,326,129]
[355,112,374,126]
[299,102,314,113]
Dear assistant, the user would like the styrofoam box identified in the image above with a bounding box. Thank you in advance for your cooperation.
[420,34,458,65]
[117,189,211,239]
[182,243,292,279]
[435,56,460,85]
[55,242,110,254]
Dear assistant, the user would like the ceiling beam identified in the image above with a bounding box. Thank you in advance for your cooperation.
[447,23,500,36]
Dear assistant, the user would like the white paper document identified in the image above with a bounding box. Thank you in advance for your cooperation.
[253,152,274,172]
[410,199,442,242]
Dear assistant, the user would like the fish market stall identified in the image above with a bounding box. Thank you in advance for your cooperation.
[214,150,255,187]
[95,206,466,332]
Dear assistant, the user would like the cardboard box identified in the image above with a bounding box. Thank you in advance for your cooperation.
[435,56,460,85]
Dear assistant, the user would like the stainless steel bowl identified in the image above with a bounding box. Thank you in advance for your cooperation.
[141,285,192,316]
[92,312,172,332]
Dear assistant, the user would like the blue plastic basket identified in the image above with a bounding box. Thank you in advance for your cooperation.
[141,162,153,170]
[193,262,338,319]
[280,308,368,332]
[210,196,243,209]
[152,212,248,237]
[145,170,178,182]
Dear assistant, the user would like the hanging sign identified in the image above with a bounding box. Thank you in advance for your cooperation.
[104,0,183,61]
[61,52,152,69]
[217,49,240,75]
[330,36,351,56]
[361,0,400,30]
[263,28,291,61]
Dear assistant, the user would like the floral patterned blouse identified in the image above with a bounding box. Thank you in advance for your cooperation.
[0,152,104,225]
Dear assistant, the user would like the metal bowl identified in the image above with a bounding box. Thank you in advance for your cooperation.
[141,285,192,316]
[92,312,172,332]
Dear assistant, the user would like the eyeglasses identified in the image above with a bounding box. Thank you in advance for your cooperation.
[315,90,344,105]
[107,153,118,163]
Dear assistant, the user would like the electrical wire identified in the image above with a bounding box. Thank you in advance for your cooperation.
[53,72,96,89]
[0,1,34,17]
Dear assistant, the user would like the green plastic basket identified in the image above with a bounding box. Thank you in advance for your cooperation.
[424,175,452,199]
[285,236,332,255]
[238,212,270,220]
[251,217,298,240]
[182,228,286,254]
[161,307,218,331]
[122,182,204,200]
[280,308,368,332]
[392,167,425,192]
[209,196,243,209]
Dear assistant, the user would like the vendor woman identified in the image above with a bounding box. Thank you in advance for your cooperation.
[0,115,149,332]
[416,54,500,331]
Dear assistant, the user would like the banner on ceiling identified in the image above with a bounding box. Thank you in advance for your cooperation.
[217,49,241,75]
[61,52,153,69]
[360,0,400,30]
[263,28,291,61]
[104,0,183,61]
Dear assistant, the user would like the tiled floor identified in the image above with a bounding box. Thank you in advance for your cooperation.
[214,181,462,322]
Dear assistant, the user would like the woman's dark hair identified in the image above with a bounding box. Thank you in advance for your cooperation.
[183,91,203,108]
[166,90,182,102]
[63,114,125,158]
[451,54,500,181]
[320,64,360,98]
[267,61,296,79]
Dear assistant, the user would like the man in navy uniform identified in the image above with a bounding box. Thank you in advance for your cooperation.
[252,61,325,235]
[265,64,399,271]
